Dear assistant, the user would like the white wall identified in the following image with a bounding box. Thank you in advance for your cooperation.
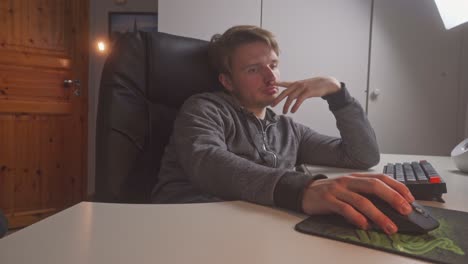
[368,0,466,155]
[465,108,468,138]
[159,0,372,138]
[88,0,158,195]
[463,28,468,139]
[262,0,372,136]
[158,0,261,40]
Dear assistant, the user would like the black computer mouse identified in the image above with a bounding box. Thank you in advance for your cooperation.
[364,195,440,234]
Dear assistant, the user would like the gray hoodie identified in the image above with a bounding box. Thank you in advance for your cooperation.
[151,85,380,212]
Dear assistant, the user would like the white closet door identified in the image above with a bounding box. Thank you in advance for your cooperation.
[462,29,468,138]
[368,0,464,155]
[158,0,261,41]
[262,0,372,136]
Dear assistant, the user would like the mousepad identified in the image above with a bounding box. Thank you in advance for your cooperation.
[295,206,467,264]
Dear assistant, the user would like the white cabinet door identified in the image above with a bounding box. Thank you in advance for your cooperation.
[158,0,261,41]
[368,0,465,155]
[262,0,372,136]
[462,28,468,139]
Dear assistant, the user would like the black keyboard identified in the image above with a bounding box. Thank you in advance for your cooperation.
[383,160,447,202]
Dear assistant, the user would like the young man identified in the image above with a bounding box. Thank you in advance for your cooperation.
[152,25,414,235]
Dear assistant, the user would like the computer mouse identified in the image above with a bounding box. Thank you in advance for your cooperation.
[364,195,440,234]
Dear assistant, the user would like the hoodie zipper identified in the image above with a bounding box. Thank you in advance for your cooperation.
[255,117,278,168]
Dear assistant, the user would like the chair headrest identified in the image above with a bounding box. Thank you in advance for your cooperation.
[103,31,223,108]
[146,32,224,107]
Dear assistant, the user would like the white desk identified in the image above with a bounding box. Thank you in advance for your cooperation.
[1,154,467,264]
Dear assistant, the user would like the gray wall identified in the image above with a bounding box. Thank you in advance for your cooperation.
[464,30,468,139]
[367,0,467,155]
[88,0,158,195]
[262,0,372,137]
[159,0,261,40]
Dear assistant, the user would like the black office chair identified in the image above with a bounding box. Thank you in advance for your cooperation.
[0,209,7,238]
[95,31,223,203]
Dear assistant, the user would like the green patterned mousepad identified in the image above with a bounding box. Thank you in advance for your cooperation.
[295,206,467,264]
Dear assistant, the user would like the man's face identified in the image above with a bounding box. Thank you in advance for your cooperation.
[219,41,280,113]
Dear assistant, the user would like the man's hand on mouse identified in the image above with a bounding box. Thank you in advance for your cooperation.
[271,76,341,114]
[301,173,415,235]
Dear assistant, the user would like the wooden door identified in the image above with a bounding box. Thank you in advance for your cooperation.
[0,0,88,228]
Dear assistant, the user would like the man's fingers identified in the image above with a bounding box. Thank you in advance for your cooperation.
[275,81,293,87]
[375,175,415,202]
[329,197,369,230]
[282,87,304,114]
[350,173,414,202]
[272,80,330,110]
[291,96,306,113]
[344,175,413,216]
[272,88,293,107]
[282,95,294,114]
[272,81,300,107]
[336,191,397,235]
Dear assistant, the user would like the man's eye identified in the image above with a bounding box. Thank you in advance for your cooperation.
[270,63,278,69]
[247,67,257,73]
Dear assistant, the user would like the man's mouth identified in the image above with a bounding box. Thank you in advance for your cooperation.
[264,86,278,95]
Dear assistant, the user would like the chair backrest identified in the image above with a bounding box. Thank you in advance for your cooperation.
[0,209,7,238]
[95,31,222,203]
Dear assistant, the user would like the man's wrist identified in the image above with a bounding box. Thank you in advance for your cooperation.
[274,171,328,213]
[322,82,353,111]
[300,175,328,213]
[327,78,341,95]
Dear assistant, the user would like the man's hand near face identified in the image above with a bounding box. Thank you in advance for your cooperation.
[270,76,402,233]
[272,76,341,114]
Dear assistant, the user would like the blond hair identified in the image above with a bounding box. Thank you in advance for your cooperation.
[208,25,279,75]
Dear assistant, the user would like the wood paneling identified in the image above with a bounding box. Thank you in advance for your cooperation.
[0,0,70,55]
[4,208,55,229]
[0,50,71,69]
[0,100,71,114]
[0,0,88,228]
[0,115,72,211]
[0,65,70,101]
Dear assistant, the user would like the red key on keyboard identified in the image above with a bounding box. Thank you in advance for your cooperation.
[429,177,441,183]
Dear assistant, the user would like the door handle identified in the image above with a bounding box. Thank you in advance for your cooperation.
[63,79,81,96]
[370,89,381,100]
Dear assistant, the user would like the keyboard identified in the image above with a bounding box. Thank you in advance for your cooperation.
[383,160,447,202]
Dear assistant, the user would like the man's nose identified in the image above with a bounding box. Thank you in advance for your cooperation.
[262,66,277,82]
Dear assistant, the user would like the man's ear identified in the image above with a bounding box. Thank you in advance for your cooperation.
[219,73,234,92]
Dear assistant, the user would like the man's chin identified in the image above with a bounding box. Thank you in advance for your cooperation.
[264,98,279,108]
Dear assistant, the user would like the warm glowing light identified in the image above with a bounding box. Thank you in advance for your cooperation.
[97,41,106,52]
[434,0,468,30]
